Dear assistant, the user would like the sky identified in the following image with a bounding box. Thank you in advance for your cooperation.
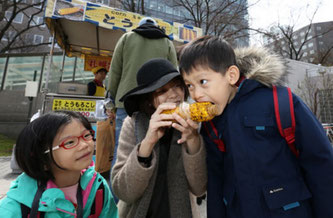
[247,0,333,45]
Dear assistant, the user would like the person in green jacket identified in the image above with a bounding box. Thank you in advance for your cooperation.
[0,111,118,217]
[108,17,178,172]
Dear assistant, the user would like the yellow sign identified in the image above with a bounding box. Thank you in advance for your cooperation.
[52,99,96,112]
[179,27,198,41]
[44,0,203,57]
[84,55,111,71]
[85,5,174,35]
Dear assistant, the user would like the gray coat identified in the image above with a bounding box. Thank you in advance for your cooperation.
[111,112,207,218]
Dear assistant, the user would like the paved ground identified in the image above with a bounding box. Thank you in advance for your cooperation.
[0,156,20,200]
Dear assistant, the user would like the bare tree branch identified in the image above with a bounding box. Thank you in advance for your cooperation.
[252,7,333,66]
[0,0,47,54]
[165,0,250,44]
[119,0,145,14]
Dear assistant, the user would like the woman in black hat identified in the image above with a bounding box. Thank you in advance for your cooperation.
[111,58,207,218]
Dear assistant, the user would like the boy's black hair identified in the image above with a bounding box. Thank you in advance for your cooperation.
[179,35,237,75]
[15,110,93,183]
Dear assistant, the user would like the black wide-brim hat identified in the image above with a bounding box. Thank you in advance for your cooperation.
[120,58,181,116]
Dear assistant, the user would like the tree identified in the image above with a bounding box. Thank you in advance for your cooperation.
[296,68,333,121]
[313,45,333,66]
[255,8,333,66]
[164,0,250,44]
[118,0,146,14]
[0,0,50,53]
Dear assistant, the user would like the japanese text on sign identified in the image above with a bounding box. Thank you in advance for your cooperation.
[52,99,96,112]
[84,55,111,71]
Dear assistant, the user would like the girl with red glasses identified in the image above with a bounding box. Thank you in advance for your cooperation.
[0,111,118,217]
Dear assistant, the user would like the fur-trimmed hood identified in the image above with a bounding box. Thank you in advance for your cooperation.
[235,47,288,87]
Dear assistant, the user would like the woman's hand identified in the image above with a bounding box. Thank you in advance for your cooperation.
[171,113,201,155]
[138,103,175,157]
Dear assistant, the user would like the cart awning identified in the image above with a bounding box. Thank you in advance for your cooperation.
[44,0,202,58]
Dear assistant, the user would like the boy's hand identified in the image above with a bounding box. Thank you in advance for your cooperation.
[171,112,200,154]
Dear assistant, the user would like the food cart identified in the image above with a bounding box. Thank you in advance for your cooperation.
[42,0,203,121]
[41,0,202,174]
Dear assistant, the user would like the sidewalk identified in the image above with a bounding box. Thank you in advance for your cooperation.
[0,156,19,200]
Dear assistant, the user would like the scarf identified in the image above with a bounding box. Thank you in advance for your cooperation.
[132,24,170,39]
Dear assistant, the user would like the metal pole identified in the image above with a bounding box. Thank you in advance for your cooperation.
[1,56,9,91]
[27,70,38,124]
[45,32,55,90]
[38,54,46,92]
[72,57,77,81]
[60,50,66,81]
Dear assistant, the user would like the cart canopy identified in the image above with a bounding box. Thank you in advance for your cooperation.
[45,0,202,58]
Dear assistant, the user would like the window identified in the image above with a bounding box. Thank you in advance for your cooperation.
[96,0,109,5]
[166,6,173,14]
[158,5,165,12]
[8,0,26,2]
[316,26,322,31]
[33,35,43,44]
[48,37,60,48]
[1,31,15,41]
[319,41,324,45]
[32,16,43,26]
[310,50,314,54]
[5,11,24,23]
[308,42,313,48]
[300,31,305,36]
[149,1,157,10]
[32,0,42,8]
[293,35,298,40]
[174,9,180,16]
[303,52,308,57]
[302,44,307,50]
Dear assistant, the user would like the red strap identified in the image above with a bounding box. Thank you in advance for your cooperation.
[94,189,103,217]
[203,121,226,152]
[273,86,299,157]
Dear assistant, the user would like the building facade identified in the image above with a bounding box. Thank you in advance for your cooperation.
[1,0,62,54]
[265,21,333,66]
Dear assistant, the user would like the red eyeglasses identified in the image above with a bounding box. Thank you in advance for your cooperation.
[45,130,95,153]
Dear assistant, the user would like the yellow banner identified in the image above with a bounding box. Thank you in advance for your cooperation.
[84,55,111,71]
[52,99,96,113]
[44,0,203,57]
[85,5,174,36]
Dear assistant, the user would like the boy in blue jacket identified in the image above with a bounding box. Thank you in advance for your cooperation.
[179,35,333,218]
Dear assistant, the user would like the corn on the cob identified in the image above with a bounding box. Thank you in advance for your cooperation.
[58,7,80,15]
[162,102,218,122]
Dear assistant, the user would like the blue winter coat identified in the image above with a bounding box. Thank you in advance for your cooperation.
[203,78,333,218]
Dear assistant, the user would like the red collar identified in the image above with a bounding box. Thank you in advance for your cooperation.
[235,76,246,87]
[94,79,103,87]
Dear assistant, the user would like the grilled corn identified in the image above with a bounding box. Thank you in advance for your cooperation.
[58,7,80,15]
[162,102,218,122]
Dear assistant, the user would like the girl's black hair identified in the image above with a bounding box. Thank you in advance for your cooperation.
[179,35,237,75]
[15,110,93,183]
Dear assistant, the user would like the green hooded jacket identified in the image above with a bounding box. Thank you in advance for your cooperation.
[108,29,177,109]
[0,166,118,217]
